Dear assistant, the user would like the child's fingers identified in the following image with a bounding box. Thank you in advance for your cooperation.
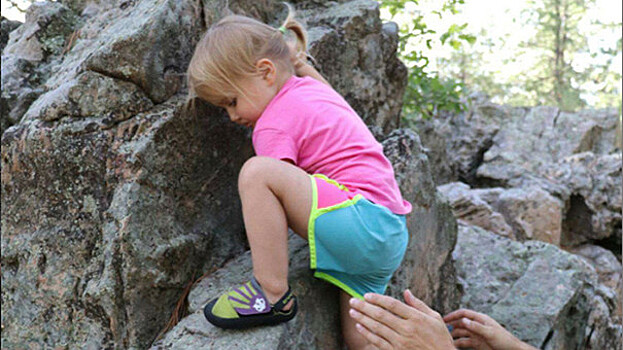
[462,318,492,338]
[446,319,464,331]
[453,337,479,349]
[443,308,489,324]
[450,327,475,339]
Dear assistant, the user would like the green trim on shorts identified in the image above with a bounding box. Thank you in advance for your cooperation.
[307,174,363,270]
[314,271,364,300]
[307,174,364,270]
[308,175,319,269]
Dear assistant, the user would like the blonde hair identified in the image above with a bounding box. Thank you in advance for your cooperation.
[186,3,307,110]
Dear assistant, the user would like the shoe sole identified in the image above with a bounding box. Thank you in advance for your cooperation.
[203,297,298,329]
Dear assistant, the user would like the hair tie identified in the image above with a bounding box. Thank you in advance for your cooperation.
[278,26,287,34]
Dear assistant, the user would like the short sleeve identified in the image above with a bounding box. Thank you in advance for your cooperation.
[252,128,298,164]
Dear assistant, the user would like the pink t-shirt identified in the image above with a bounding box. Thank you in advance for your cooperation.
[252,76,412,215]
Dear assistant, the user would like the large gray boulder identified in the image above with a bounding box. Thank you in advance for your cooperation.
[0,16,21,52]
[570,244,623,317]
[1,2,78,135]
[476,106,619,186]
[545,152,622,250]
[153,128,461,348]
[454,224,622,350]
[1,0,414,348]
[413,99,513,185]
[439,182,564,244]
[381,129,460,314]
[417,99,621,256]
[438,182,514,239]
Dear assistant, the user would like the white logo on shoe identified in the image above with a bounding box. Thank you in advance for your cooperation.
[253,298,266,312]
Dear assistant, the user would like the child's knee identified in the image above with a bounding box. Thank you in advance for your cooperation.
[238,156,273,190]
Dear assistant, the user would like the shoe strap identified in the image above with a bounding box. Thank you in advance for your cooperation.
[251,277,294,312]
[230,278,271,316]
[271,286,295,312]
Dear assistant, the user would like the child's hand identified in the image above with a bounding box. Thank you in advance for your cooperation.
[286,40,308,75]
[285,39,330,86]
[444,309,537,350]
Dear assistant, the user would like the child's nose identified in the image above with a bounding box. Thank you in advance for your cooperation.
[227,111,239,122]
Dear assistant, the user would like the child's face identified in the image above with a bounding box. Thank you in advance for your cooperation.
[223,73,277,128]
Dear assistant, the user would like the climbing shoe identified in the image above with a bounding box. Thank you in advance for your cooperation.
[203,277,297,329]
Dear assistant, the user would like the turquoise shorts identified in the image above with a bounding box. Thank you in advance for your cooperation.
[307,174,409,299]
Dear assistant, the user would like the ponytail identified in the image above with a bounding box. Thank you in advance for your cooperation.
[280,3,307,54]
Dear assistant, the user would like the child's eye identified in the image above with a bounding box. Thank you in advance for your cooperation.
[228,98,237,107]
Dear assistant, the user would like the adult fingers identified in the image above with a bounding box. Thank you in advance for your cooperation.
[354,322,394,350]
[361,293,415,320]
[402,289,441,319]
[349,308,400,344]
[443,309,489,324]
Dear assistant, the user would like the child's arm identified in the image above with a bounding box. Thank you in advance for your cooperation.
[295,60,331,87]
[288,42,331,87]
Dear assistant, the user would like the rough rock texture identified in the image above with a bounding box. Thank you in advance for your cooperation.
[476,107,619,185]
[377,129,460,315]
[1,1,79,135]
[438,182,514,239]
[1,0,413,349]
[439,182,566,244]
[424,99,623,347]
[1,16,21,52]
[416,98,621,256]
[545,152,622,250]
[152,128,461,348]
[153,235,342,350]
[570,245,623,317]
[2,97,253,349]
[454,225,622,350]
[413,99,506,185]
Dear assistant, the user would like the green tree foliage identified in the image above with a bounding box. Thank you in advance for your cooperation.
[379,0,475,123]
[520,0,591,111]
[437,0,621,111]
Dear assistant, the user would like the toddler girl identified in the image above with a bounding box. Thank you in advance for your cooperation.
[186,6,411,349]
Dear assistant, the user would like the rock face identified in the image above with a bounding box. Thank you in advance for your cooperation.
[1,0,428,349]
[454,225,622,350]
[420,96,621,347]
[417,98,621,257]
[380,129,460,314]
[1,16,21,52]
[153,128,461,348]
[439,183,563,244]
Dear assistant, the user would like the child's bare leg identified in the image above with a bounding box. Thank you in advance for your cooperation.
[341,291,378,350]
[238,156,312,308]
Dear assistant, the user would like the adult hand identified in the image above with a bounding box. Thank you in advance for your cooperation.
[348,289,454,350]
[444,309,536,350]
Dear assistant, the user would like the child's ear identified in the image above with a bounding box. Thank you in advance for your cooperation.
[255,58,276,85]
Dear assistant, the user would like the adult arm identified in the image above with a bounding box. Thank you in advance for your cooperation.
[348,290,454,350]
[444,309,538,350]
